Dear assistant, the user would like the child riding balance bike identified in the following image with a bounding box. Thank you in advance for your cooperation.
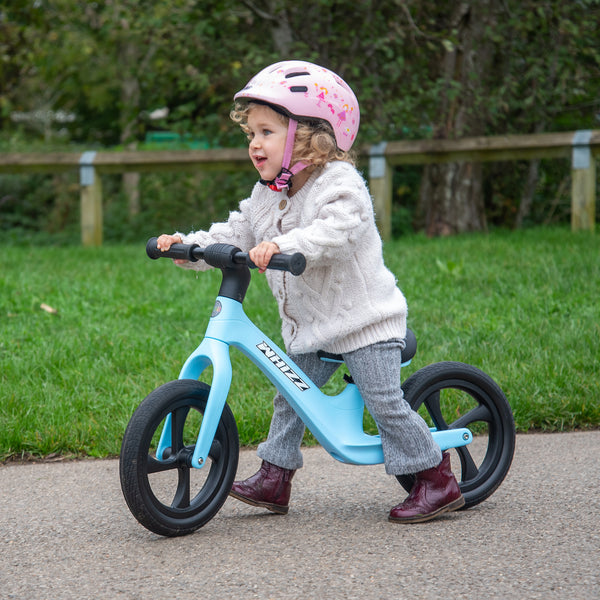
[120,60,515,536]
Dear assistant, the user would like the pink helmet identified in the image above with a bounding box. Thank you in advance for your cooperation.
[234,60,360,151]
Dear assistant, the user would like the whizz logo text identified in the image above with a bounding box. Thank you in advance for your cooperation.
[256,342,310,391]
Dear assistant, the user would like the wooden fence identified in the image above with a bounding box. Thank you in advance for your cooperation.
[1,129,597,245]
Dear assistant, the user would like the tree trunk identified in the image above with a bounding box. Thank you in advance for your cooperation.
[123,151,141,217]
[243,1,294,55]
[119,40,141,218]
[515,158,540,228]
[420,161,486,236]
[418,1,500,236]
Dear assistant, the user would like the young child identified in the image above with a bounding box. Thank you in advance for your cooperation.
[157,60,464,523]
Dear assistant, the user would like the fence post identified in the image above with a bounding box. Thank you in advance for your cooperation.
[571,130,596,233]
[79,151,103,246]
[369,142,392,241]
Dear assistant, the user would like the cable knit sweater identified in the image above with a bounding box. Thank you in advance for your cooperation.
[177,160,407,355]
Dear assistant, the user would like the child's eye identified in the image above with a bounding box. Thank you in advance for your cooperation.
[263,129,272,136]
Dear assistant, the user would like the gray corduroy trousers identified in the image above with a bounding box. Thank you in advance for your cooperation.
[257,339,442,475]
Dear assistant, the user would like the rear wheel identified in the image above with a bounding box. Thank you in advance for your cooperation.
[398,362,515,509]
[119,379,239,536]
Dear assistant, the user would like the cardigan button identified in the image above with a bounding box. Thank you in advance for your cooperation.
[279,199,287,210]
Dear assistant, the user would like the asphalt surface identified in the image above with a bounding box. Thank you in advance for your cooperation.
[1,431,599,600]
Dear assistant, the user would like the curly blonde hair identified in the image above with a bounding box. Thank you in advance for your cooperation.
[230,102,356,171]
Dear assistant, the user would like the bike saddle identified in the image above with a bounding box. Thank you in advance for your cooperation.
[317,328,417,364]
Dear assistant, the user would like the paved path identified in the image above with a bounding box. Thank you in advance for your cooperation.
[1,432,599,599]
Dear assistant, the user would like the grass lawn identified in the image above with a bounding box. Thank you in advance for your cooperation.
[1,227,598,460]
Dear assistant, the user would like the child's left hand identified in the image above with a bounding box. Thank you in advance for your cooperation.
[249,241,280,274]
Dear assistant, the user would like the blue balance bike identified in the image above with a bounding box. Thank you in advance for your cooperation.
[119,239,516,536]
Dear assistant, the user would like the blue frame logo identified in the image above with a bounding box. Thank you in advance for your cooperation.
[256,341,310,391]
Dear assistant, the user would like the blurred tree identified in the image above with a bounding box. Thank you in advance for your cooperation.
[0,3,59,139]
[415,1,498,235]
[414,0,600,233]
[496,1,600,227]
[1,0,599,234]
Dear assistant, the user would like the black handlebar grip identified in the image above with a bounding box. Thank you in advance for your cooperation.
[265,252,306,276]
[146,237,200,262]
[146,237,162,259]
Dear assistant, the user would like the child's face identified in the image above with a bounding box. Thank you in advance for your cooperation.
[246,104,288,181]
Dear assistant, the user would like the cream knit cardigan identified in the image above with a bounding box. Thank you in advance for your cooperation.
[177,161,407,355]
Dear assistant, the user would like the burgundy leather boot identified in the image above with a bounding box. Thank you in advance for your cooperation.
[389,452,465,523]
[229,460,296,514]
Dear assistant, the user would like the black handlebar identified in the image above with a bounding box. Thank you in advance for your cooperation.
[146,238,199,262]
[146,237,306,276]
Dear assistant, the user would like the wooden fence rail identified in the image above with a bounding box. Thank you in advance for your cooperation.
[1,130,597,245]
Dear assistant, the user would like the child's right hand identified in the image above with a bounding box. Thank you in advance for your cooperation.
[156,234,186,264]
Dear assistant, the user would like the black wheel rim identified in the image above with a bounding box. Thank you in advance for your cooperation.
[415,378,508,493]
[138,398,230,521]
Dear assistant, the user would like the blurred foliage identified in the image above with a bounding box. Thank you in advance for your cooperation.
[1,0,599,238]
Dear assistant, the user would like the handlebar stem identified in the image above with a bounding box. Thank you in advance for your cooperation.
[218,259,252,303]
[200,243,252,303]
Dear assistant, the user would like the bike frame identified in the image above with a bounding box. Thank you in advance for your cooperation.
[156,295,473,470]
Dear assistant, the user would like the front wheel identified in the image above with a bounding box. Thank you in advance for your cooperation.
[119,379,239,536]
[398,362,515,509]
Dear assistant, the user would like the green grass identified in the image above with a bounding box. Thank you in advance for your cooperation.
[1,227,599,460]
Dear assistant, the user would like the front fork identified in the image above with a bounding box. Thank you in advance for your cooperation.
[156,337,232,469]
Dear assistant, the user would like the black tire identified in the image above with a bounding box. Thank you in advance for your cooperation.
[398,362,515,509]
[119,379,239,536]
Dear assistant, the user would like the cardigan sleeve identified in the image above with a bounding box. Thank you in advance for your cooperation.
[175,197,257,271]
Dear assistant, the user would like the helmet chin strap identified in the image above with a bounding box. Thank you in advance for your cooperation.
[260,119,307,192]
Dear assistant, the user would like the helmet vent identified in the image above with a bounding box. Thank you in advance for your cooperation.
[289,85,308,93]
[285,71,310,79]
